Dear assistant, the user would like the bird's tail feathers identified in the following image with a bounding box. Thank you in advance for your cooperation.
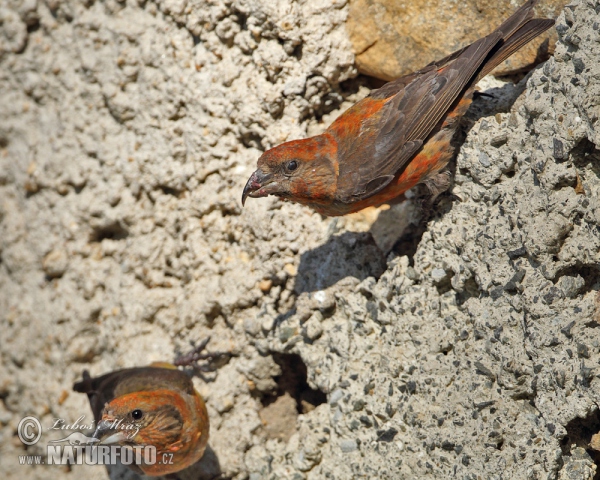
[494,0,538,39]
[72,370,93,393]
[477,17,555,80]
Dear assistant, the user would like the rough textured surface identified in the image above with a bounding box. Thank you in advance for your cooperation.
[347,0,565,81]
[1,0,600,479]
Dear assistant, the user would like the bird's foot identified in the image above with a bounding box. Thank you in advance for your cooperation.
[409,170,456,223]
[424,170,452,200]
[174,337,232,372]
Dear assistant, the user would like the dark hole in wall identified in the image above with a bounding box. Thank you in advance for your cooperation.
[90,222,129,242]
[310,74,373,122]
[261,353,326,414]
[292,43,303,60]
[240,131,264,150]
[204,303,222,328]
[553,263,600,296]
[571,137,599,165]
[26,20,40,34]
[158,185,182,197]
[572,137,600,184]
[560,410,600,479]
[455,276,481,307]
[434,270,455,296]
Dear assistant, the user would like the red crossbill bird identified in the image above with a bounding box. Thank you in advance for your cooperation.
[73,363,209,476]
[242,0,554,216]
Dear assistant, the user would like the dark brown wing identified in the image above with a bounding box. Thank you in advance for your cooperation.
[476,18,555,81]
[335,33,502,203]
[335,0,548,203]
[73,367,194,421]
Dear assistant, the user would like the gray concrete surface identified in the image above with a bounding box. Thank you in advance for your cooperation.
[0,0,599,479]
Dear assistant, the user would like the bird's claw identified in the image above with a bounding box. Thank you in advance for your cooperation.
[174,336,233,371]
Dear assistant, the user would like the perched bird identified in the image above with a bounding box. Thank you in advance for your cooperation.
[242,0,554,216]
[73,363,209,476]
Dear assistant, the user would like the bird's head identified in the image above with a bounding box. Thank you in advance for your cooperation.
[242,134,339,208]
[93,389,188,452]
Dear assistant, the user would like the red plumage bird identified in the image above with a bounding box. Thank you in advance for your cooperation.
[242,0,554,216]
[73,364,209,476]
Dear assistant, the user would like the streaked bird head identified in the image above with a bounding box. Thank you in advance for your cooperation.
[93,390,186,450]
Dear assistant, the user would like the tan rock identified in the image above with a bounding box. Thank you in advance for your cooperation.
[347,0,566,81]
[259,392,298,442]
[590,433,600,452]
[258,278,273,292]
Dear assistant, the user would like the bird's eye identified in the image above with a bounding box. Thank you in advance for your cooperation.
[131,409,143,420]
[286,160,298,172]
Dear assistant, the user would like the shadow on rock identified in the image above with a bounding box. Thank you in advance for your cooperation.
[295,231,386,294]
[106,444,222,480]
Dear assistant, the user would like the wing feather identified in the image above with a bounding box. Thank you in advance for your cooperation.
[335,32,503,203]
[333,0,550,203]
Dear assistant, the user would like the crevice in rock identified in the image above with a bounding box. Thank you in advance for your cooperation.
[261,353,326,414]
[256,353,327,442]
[90,221,129,242]
[240,131,264,150]
[572,138,600,191]
[232,9,248,31]
[292,43,303,60]
[571,137,599,168]
[560,410,600,479]
[158,185,182,197]
[553,263,600,295]
[504,168,516,179]
[26,20,40,34]
[456,276,481,307]
[434,270,455,296]
[205,303,222,328]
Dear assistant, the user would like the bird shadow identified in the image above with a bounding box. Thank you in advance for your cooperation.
[174,446,223,480]
[105,444,223,480]
[294,231,387,294]
[465,71,531,127]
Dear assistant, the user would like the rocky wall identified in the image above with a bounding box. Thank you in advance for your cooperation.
[0,0,599,479]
